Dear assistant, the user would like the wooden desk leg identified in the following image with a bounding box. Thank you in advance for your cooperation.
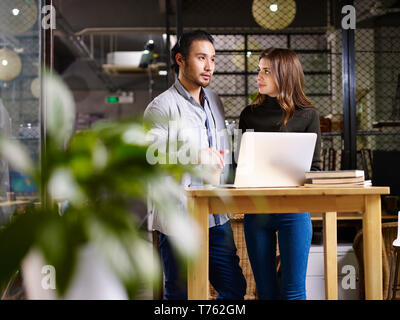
[363,195,383,300]
[323,211,338,300]
[187,197,209,300]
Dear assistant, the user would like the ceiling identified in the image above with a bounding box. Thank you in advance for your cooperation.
[53,0,328,31]
[52,0,400,92]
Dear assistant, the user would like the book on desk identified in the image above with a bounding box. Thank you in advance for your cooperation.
[304,170,371,188]
[305,170,365,179]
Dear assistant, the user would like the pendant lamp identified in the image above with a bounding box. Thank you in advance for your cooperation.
[252,0,296,30]
[232,39,263,72]
[0,48,22,81]
[0,0,38,35]
[30,77,40,98]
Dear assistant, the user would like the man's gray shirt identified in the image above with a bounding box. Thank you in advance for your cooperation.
[144,79,230,235]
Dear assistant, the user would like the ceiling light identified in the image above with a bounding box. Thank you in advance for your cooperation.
[232,40,263,72]
[269,4,278,12]
[252,0,296,30]
[30,77,40,98]
[0,0,38,35]
[145,39,155,51]
[0,48,22,81]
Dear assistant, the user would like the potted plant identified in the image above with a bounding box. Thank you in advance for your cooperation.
[0,72,201,299]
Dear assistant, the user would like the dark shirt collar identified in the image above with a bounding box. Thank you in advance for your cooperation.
[262,95,281,110]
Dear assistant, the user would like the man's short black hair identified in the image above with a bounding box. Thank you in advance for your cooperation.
[171,30,214,74]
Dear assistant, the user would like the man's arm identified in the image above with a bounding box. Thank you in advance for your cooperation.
[144,102,169,142]
[144,102,170,165]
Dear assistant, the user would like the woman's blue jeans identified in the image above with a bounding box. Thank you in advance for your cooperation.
[244,213,312,300]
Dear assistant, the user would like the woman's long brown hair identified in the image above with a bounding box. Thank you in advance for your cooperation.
[252,47,314,126]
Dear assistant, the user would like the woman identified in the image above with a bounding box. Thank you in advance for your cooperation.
[239,47,321,300]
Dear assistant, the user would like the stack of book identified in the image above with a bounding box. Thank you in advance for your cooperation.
[304,170,372,188]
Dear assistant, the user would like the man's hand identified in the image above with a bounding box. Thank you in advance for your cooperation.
[199,147,229,169]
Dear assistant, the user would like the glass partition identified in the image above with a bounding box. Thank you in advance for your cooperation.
[0,0,41,224]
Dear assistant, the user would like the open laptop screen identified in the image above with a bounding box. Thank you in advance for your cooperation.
[233,132,317,188]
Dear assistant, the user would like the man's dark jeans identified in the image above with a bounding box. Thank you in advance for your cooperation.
[157,220,247,300]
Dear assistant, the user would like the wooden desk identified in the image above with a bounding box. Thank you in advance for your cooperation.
[185,186,390,300]
[0,200,32,207]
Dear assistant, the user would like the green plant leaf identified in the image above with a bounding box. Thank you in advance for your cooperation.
[0,206,41,288]
[35,207,88,296]
[0,73,199,299]
[44,70,75,148]
[0,135,35,176]
[248,91,258,102]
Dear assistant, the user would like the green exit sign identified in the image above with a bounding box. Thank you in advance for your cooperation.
[106,96,119,103]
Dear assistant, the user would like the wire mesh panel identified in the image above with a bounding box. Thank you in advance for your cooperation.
[184,1,398,175]
[209,30,343,169]
[353,0,400,201]
[354,24,400,152]
[177,1,343,170]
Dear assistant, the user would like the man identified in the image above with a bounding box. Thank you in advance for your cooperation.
[144,30,246,300]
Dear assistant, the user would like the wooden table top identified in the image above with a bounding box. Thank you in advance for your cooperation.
[185,186,391,197]
[0,200,32,207]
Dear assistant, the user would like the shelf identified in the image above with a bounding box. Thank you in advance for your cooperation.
[321,131,400,137]
[372,120,400,128]
[356,131,400,136]
[322,132,342,136]
[102,62,166,76]
[0,200,32,207]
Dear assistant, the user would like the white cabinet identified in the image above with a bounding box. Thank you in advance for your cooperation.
[306,244,360,300]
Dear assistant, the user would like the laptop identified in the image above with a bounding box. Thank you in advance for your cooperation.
[225,132,317,188]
